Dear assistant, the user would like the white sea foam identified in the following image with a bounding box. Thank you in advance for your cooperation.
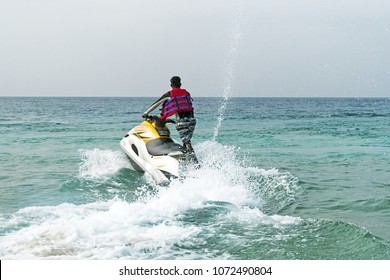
[78,148,129,180]
[0,141,301,259]
[225,207,301,228]
[0,141,299,259]
[0,199,200,259]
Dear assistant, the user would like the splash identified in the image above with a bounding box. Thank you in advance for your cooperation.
[78,148,129,180]
[213,4,243,141]
[0,142,302,259]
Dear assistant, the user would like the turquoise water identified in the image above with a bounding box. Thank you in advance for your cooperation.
[0,97,389,259]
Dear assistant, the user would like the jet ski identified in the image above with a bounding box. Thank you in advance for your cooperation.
[120,115,184,185]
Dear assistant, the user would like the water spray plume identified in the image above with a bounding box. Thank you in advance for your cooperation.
[213,5,243,141]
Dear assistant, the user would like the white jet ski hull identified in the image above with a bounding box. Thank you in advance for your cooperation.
[120,118,183,185]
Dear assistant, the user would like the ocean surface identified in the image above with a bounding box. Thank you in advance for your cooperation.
[0,97,389,260]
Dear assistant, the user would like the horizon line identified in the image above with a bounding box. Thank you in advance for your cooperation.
[0,95,389,98]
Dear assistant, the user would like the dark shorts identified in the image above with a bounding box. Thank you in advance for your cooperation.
[175,117,196,144]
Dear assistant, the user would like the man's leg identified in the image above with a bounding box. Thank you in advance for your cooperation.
[176,117,198,164]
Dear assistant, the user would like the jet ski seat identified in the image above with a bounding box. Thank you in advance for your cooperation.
[146,138,183,156]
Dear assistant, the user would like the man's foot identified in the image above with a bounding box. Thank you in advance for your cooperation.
[182,142,200,167]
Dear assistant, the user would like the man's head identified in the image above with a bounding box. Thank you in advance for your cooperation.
[170,76,181,88]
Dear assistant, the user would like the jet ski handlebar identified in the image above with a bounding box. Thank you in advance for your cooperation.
[144,115,175,124]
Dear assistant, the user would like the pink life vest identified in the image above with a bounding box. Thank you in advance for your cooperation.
[160,88,194,119]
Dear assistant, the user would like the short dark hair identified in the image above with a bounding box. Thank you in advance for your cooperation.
[170,76,181,87]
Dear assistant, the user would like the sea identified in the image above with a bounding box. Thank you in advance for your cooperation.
[0,97,389,260]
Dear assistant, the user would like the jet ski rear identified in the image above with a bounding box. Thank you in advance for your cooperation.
[120,116,183,185]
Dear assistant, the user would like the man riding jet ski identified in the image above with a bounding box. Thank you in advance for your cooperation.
[120,76,198,184]
[142,76,197,158]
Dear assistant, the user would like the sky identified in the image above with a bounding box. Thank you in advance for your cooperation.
[1,0,389,97]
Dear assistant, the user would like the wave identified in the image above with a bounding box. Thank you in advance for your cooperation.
[3,141,386,259]
[0,141,305,259]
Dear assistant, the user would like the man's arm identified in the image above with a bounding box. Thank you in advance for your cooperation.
[142,92,171,117]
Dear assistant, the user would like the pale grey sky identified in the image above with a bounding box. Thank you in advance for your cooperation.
[1,0,389,97]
